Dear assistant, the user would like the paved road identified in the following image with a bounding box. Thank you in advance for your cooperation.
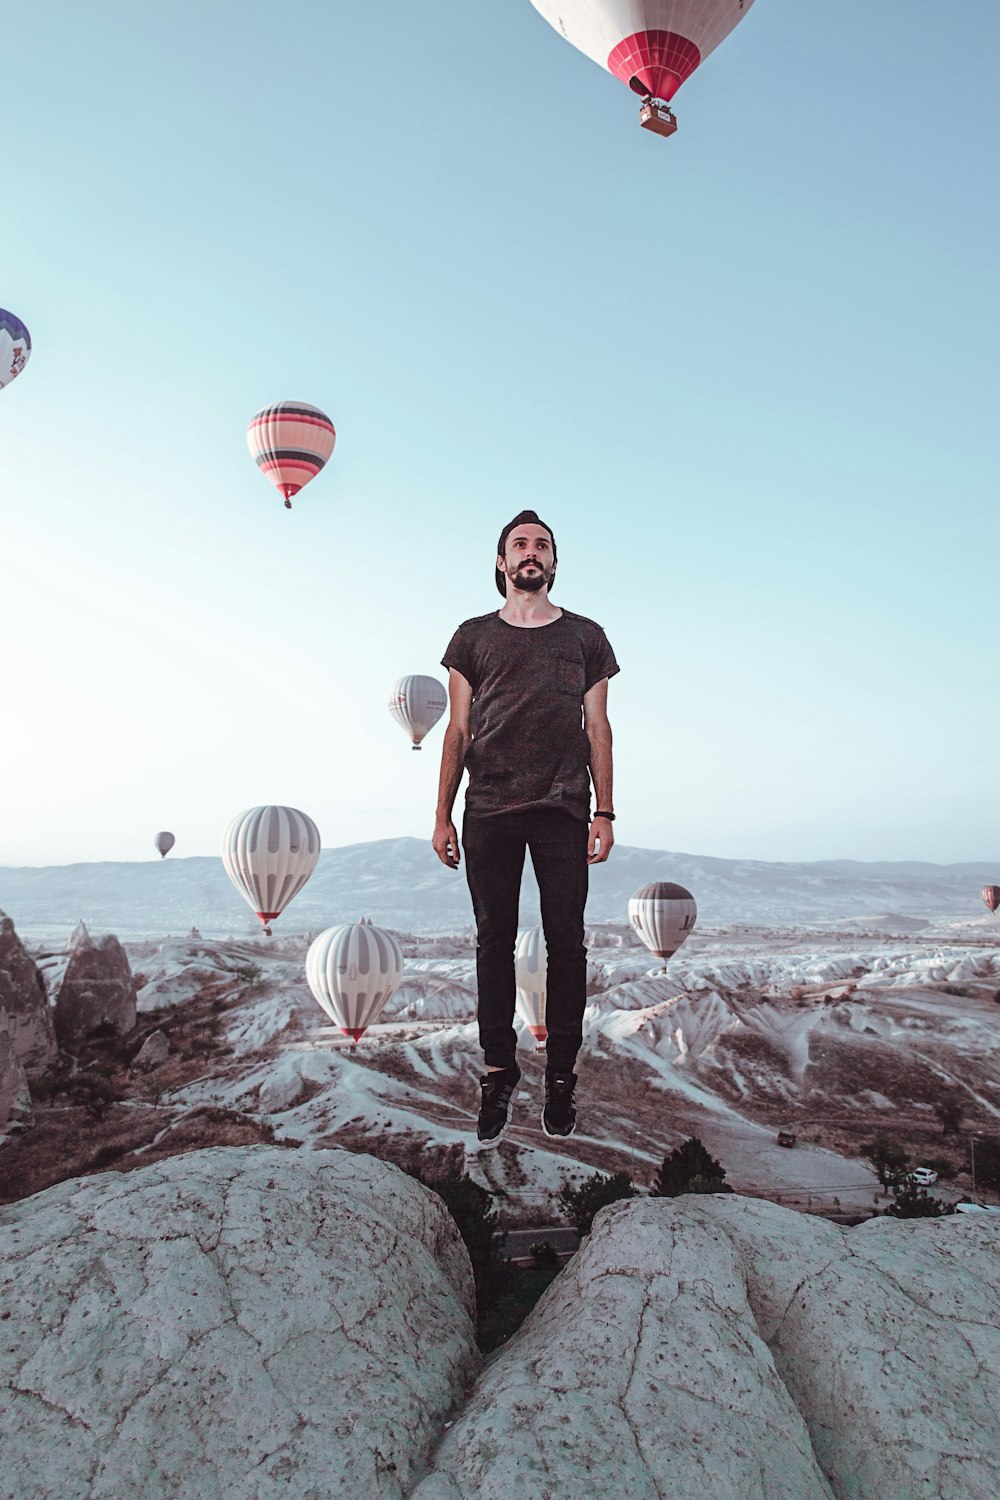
[500,1227,579,1258]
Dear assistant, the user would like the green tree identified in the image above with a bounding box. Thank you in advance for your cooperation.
[972,1136,1000,1193]
[884,1183,954,1219]
[650,1136,732,1198]
[425,1171,504,1271]
[934,1093,965,1136]
[860,1133,910,1197]
[556,1171,638,1239]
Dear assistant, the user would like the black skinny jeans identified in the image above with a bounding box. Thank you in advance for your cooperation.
[462,810,589,1074]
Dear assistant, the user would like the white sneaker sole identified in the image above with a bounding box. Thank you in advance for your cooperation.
[541,1106,577,1140]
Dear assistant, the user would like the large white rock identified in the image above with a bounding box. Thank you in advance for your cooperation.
[417,1197,833,1500]
[418,1196,1000,1500]
[0,1145,479,1499]
[696,1195,1000,1499]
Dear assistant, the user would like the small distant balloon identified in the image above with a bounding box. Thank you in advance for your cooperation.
[514,926,547,1047]
[628,881,697,960]
[982,885,1000,916]
[247,400,336,509]
[222,804,320,934]
[388,675,448,750]
[154,831,175,858]
[0,309,31,391]
[306,919,404,1040]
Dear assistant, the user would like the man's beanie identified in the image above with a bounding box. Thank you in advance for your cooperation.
[495,510,558,597]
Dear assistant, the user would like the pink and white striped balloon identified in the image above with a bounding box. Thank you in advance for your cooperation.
[247,400,336,509]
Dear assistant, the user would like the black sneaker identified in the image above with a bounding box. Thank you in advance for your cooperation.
[477,1065,521,1146]
[542,1070,577,1138]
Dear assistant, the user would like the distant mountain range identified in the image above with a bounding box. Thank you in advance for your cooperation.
[1,839,998,939]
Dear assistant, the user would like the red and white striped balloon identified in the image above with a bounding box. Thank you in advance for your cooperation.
[982,885,1000,916]
[222,805,320,932]
[529,0,757,108]
[247,400,336,509]
[515,926,548,1046]
[306,920,404,1041]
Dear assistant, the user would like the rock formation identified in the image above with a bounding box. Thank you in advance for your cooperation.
[0,911,56,1077]
[3,1154,999,1499]
[52,931,137,1051]
[0,1012,33,1132]
[417,1196,1000,1499]
[0,1146,478,1499]
[131,1028,170,1071]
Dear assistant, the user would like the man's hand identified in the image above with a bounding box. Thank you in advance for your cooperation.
[587,816,615,865]
[433,819,461,870]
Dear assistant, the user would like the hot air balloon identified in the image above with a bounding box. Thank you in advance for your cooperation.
[306,919,405,1041]
[514,926,548,1047]
[982,886,1000,916]
[388,675,448,750]
[247,401,336,509]
[222,805,320,934]
[628,881,697,960]
[528,0,757,136]
[154,831,176,858]
[0,309,31,390]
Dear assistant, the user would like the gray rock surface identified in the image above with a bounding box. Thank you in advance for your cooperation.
[52,931,137,1050]
[698,1195,1000,1500]
[131,1028,170,1070]
[419,1196,1000,1500]
[5,1154,1000,1500]
[0,1012,33,1131]
[0,911,56,1077]
[416,1198,834,1500]
[0,1145,478,1500]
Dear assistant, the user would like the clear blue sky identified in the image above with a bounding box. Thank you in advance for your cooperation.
[2,1,998,866]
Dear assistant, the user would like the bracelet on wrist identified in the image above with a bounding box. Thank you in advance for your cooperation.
[593,810,616,822]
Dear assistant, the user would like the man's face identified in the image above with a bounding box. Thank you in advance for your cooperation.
[498,525,556,595]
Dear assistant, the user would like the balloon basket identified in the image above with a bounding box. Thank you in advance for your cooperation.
[639,101,677,138]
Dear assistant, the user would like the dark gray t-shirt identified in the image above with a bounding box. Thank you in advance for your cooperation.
[441,608,620,823]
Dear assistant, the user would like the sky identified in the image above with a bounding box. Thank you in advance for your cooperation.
[2,1,998,868]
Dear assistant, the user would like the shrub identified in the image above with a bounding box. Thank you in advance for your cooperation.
[529,1242,560,1270]
[651,1136,732,1198]
[860,1132,910,1196]
[229,961,267,992]
[556,1171,638,1239]
[884,1184,954,1219]
[934,1094,965,1136]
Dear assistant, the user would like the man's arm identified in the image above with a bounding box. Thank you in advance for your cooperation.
[584,677,614,865]
[432,668,473,869]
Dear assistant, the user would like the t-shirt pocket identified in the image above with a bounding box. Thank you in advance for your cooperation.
[553,651,586,698]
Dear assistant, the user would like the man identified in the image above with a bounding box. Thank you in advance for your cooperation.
[433,510,619,1145]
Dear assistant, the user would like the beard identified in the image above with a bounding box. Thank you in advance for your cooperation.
[511,562,551,594]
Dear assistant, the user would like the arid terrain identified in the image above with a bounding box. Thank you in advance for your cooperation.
[5,922,999,1227]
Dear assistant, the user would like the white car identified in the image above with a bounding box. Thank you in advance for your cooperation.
[910,1167,938,1186]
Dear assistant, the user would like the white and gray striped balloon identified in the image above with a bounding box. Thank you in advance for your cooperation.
[514,925,547,1044]
[628,882,697,960]
[306,920,405,1039]
[222,805,320,930]
[388,674,448,749]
